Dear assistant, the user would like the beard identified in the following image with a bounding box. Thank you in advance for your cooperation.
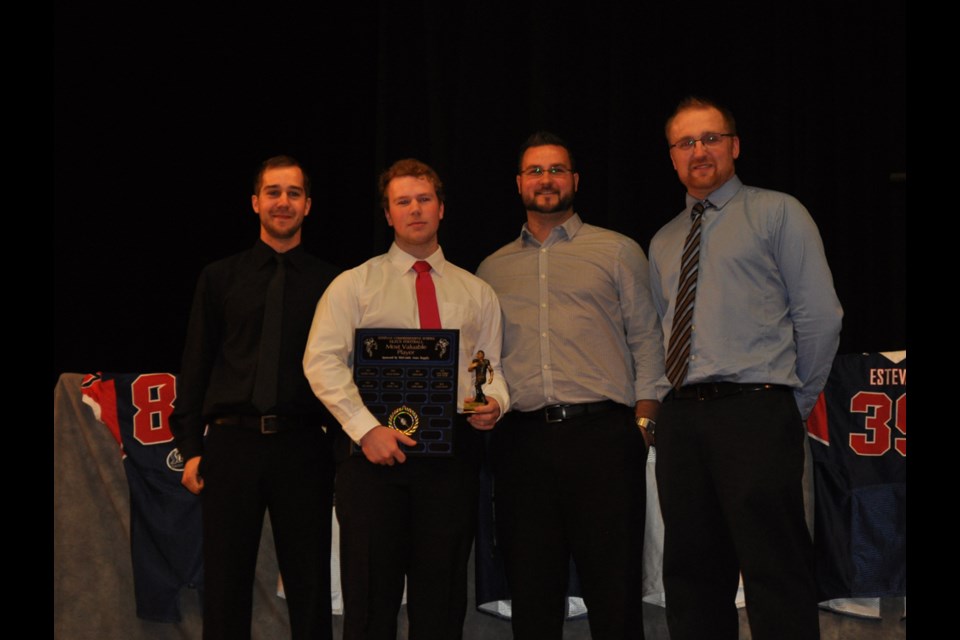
[522,189,575,214]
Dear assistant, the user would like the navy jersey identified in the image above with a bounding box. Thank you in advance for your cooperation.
[806,352,906,601]
[81,372,204,623]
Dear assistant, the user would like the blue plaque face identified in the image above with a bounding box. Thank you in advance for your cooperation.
[353,328,460,457]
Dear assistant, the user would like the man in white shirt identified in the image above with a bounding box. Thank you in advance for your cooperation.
[303,158,509,640]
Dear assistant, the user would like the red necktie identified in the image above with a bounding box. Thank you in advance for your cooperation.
[413,260,442,329]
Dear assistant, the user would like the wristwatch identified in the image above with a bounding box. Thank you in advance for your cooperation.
[635,416,656,436]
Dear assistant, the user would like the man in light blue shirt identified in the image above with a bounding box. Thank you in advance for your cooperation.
[649,97,842,640]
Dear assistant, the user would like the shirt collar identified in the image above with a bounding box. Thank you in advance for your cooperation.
[684,175,743,214]
[520,212,584,247]
[252,239,307,270]
[387,242,446,276]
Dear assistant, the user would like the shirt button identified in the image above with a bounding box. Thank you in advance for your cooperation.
[541,332,547,337]
[543,364,550,370]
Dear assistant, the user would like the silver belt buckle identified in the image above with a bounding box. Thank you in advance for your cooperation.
[544,405,567,424]
[260,415,280,434]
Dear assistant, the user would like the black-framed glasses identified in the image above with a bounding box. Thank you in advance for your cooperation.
[669,133,735,151]
[519,166,574,177]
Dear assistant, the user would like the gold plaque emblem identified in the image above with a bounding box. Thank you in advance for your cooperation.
[387,405,420,436]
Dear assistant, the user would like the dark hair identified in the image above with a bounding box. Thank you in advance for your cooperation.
[664,97,738,141]
[378,158,445,208]
[253,155,310,197]
[517,131,576,172]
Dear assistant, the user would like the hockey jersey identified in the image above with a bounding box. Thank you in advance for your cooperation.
[81,372,204,623]
[806,352,906,602]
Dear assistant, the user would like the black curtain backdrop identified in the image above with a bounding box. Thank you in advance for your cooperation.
[54,1,905,383]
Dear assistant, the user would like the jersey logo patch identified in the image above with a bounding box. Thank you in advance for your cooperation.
[166,447,186,472]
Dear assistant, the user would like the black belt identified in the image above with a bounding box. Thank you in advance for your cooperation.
[518,400,618,424]
[667,382,790,402]
[212,415,314,434]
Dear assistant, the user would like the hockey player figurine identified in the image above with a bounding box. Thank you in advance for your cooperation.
[465,350,494,411]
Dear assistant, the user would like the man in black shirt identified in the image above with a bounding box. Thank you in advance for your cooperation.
[170,155,340,640]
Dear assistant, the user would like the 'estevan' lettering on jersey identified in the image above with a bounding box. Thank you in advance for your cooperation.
[868,368,905,386]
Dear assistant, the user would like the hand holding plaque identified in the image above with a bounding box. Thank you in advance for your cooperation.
[359,426,417,466]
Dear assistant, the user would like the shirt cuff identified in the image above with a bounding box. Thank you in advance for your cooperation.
[484,394,507,421]
[343,409,382,445]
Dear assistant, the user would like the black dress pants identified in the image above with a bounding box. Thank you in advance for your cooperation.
[200,424,334,640]
[335,419,481,640]
[656,385,820,640]
[492,405,647,640]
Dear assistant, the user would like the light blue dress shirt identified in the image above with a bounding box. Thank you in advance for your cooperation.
[649,176,842,418]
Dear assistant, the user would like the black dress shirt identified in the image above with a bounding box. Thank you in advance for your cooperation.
[170,240,339,461]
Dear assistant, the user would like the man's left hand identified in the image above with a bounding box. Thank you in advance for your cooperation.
[466,398,500,431]
[639,426,655,448]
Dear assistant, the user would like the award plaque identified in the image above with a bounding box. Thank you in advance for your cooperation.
[353,328,459,457]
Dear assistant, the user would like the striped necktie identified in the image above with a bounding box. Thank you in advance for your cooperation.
[665,201,706,389]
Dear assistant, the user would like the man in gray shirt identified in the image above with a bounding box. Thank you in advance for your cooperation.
[477,131,666,640]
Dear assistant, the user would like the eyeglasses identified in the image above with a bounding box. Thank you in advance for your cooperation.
[519,166,574,177]
[669,133,735,151]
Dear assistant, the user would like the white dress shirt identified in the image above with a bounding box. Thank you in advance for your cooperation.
[303,243,509,443]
